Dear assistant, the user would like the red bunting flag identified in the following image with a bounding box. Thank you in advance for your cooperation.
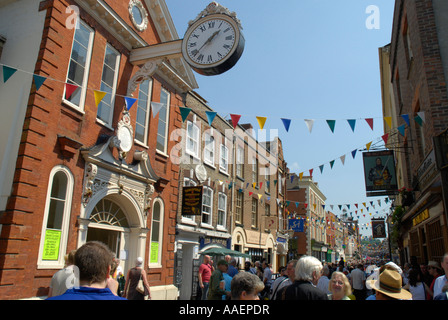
[65,83,78,99]
[230,114,241,129]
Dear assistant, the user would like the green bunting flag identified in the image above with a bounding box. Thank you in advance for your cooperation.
[3,65,17,83]
[179,106,191,122]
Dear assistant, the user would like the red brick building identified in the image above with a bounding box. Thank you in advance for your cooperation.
[0,0,197,299]
[381,0,448,265]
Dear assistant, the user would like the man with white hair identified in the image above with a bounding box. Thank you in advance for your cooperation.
[281,256,328,300]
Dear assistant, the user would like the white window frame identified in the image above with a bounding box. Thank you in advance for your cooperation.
[182,177,197,224]
[62,19,94,112]
[217,192,227,230]
[219,144,229,174]
[235,191,243,223]
[135,78,153,146]
[37,166,74,269]
[201,186,213,227]
[251,198,258,228]
[156,88,170,155]
[186,120,200,159]
[236,145,244,178]
[203,132,215,167]
[96,44,120,127]
[149,198,164,268]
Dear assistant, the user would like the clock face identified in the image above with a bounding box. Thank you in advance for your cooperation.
[117,126,133,153]
[184,16,237,68]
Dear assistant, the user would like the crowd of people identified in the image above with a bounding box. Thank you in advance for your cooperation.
[45,241,448,301]
[197,252,448,301]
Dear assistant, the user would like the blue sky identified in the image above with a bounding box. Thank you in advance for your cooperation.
[165,0,395,237]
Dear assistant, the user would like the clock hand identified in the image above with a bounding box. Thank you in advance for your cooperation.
[197,30,221,53]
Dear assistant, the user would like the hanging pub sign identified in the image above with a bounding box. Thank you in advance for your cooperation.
[182,186,203,216]
[371,219,387,239]
[363,150,398,196]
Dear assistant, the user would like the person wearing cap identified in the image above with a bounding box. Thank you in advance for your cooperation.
[433,253,448,299]
[208,260,230,300]
[366,268,412,300]
[427,260,443,299]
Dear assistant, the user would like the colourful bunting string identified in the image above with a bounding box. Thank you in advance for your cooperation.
[33,74,46,91]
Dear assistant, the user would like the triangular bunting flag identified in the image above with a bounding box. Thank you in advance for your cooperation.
[281,118,291,132]
[151,102,164,117]
[299,172,303,180]
[366,141,372,151]
[340,155,346,165]
[94,90,107,107]
[401,114,410,126]
[326,120,336,133]
[230,114,241,129]
[414,114,423,126]
[351,149,357,159]
[2,65,17,83]
[125,97,137,110]
[256,116,267,130]
[309,169,313,177]
[65,83,78,99]
[33,74,46,91]
[319,164,324,173]
[179,106,191,122]
[205,111,217,126]
[397,124,405,136]
[304,119,314,133]
[329,160,335,169]
[347,119,356,132]
[382,133,389,145]
[417,111,425,123]
[290,175,294,183]
[384,117,392,129]
[365,118,374,130]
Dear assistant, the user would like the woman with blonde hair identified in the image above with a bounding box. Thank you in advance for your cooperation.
[328,271,352,300]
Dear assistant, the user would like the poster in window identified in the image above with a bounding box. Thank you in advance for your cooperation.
[182,186,203,215]
[42,229,62,260]
[363,150,398,196]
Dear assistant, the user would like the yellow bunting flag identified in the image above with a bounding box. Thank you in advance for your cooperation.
[366,141,372,151]
[256,116,267,130]
[94,90,107,107]
[384,117,392,129]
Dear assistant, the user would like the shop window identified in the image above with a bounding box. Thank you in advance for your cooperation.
[38,166,74,269]
[149,198,164,267]
[63,19,94,111]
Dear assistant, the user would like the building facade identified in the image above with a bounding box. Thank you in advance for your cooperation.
[0,0,197,299]
[380,0,448,266]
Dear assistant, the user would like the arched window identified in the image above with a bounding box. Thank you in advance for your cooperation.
[149,198,164,267]
[38,166,74,269]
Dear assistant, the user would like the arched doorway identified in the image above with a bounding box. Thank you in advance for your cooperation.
[86,198,130,258]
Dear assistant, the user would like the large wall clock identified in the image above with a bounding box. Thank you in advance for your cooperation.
[181,2,245,76]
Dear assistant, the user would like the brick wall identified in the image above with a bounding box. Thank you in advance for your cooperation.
[0,0,181,299]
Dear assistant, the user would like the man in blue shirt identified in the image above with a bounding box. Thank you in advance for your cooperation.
[47,241,126,300]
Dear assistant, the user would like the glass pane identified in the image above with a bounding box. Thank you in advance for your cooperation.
[151,221,159,241]
[71,41,88,66]
[50,171,67,200]
[104,47,117,70]
[135,123,145,142]
[153,202,160,221]
[74,24,91,47]
[102,65,115,87]
[47,199,65,230]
